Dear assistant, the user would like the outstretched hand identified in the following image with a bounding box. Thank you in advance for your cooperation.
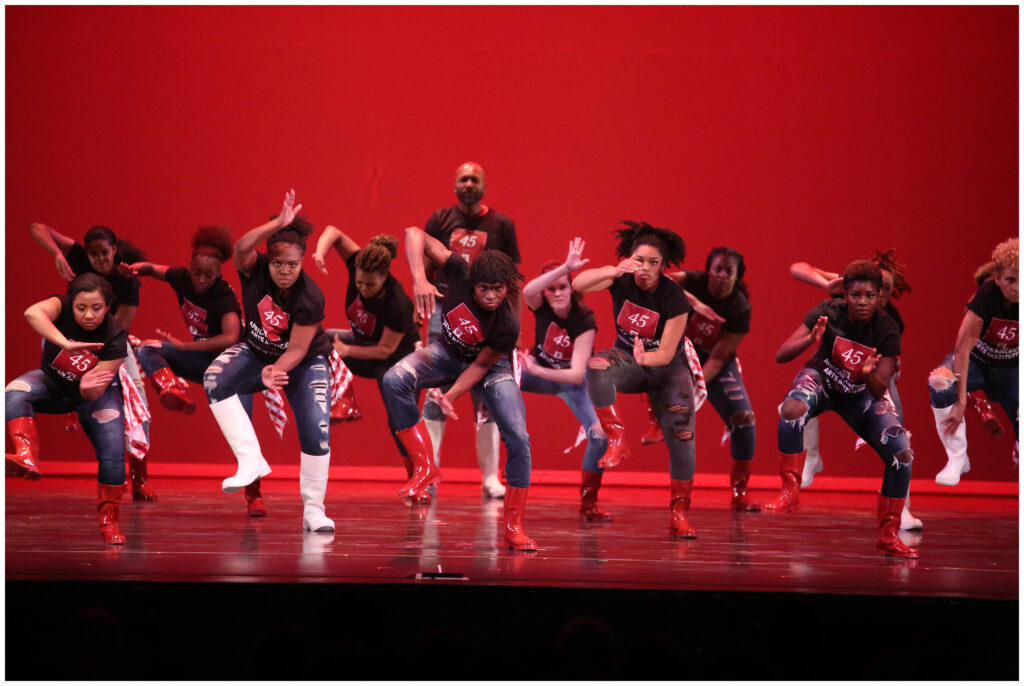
[262,365,289,391]
[117,262,140,278]
[332,334,350,358]
[56,254,76,281]
[157,329,185,348]
[691,300,725,324]
[413,279,443,320]
[278,189,302,228]
[614,257,640,277]
[437,392,459,420]
[63,339,105,354]
[632,334,646,366]
[810,315,828,343]
[861,349,881,375]
[312,252,329,275]
[941,401,967,435]
[79,367,115,396]
[564,237,590,272]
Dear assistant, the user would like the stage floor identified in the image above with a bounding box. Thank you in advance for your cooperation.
[5,476,1018,599]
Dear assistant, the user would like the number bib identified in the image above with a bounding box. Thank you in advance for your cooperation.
[49,349,99,381]
[257,295,290,342]
[830,336,873,383]
[180,298,209,339]
[616,300,660,341]
[540,322,574,366]
[346,297,377,338]
[445,302,485,347]
[982,317,1019,349]
[450,228,487,264]
[684,310,723,350]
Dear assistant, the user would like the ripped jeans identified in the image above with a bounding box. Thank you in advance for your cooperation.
[706,358,756,462]
[5,369,126,485]
[137,342,254,417]
[519,369,608,474]
[381,342,531,487]
[585,348,696,480]
[929,351,1018,439]
[780,367,912,498]
[204,343,331,457]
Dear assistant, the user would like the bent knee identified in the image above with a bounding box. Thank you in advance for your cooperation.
[780,398,808,422]
[587,356,611,371]
[5,379,32,394]
[730,410,755,427]
[893,448,914,465]
[927,366,955,392]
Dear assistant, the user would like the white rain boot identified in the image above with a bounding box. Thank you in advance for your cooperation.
[932,405,970,485]
[477,421,506,499]
[300,451,335,533]
[424,418,445,469]
[209,395,272,493]
[801,416,824,487]
[900,491,923,531]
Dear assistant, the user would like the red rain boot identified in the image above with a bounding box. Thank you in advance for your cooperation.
[595,405,631,469]
[579,470,613,521]
[762,452,806,513]
[669,479,698,538]
[129,457,158,502]
[968,391,1006,437]
[5,416,41,480]
[98,482,128,545]
[640,396,664,445]
[396,422,441,498]
[245,479,267,517]
[503,486,537,550]
[330,384,362,424]
[730,460,760,512]
[876,494,920,558]
[149,367,196,415]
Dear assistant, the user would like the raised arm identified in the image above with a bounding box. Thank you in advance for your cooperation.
[29,222,78,281]
[235,189,302,277]
[312,225,361,275]
[118,261,169,281]
[573,257,638,293]
[404,226,452,319]
[776,316,827,364]
[24,297,104,353]
[523,237,590,310]
[151,312,242,355]
[791,261,843,295]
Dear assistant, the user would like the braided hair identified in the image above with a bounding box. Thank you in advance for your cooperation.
[613,220,686,267]
[356,234,399,274]
[467,250,524,299]
[871,248,912,300]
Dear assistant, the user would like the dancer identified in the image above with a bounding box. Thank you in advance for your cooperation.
[5,274,130,543]
[768,260,917,558]
[419,161,522,498]
[667,247,758,511]
[382,227,536,549]
[572,221,698,538]
[519,238,611,520]
[312,226,420,477]
[118,226,266,516]
[203,189,335,532]
[28,221,157,501]
[929,237,1018,485]
[789,251,922,530]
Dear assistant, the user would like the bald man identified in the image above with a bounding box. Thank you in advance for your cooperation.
[421,162,522,498]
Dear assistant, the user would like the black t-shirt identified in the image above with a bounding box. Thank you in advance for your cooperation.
[883,301,906,336]
[425,205,520,293]
[66,242,141,316]
[239,253,333,363]
[344,253,419,360]
[802,298,901,395]
[529,299,597,370]
[967,279,1018,367]
[609,274,690,354]
[41,295,128,393]
[681,270,752,363]
[164,267,242,346]
[437,255,519,363]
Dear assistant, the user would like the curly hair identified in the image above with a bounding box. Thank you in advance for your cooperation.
[974,260,997,285]
[192,225,234,262]
[540,259,583,304]
[706,246,749,299]
[83,225,147,264]
[467,250,523,298]
[870,248,912,299]
[842,259,883,291]
[991,237,1019,273]
[613,221,686,267]
[356,234,399,274]
[67,273,114,307]
[267,214,314,254]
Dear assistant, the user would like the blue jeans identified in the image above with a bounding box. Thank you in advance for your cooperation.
[929,351,1018,439]
[204,343,331,456]
[6,369,126,484]
[421,306,492,425]
[705,358,756,462]
[519,368,608,474]
[381,342,531,487]
[137,342,254,417]
[585,347,696,480]
[780,367,912,498]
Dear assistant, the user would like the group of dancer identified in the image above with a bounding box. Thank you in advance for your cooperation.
[6,162,1018,560]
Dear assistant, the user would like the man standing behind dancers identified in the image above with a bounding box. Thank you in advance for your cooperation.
[419,162,522,498]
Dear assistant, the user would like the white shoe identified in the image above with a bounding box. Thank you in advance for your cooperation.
[801,452,823,487]
[424,417,445,469]
[300,451,335,533]
[209,395,272,493]
[477,421,506,499]
[932,405,970,486]
[900,506,923,531]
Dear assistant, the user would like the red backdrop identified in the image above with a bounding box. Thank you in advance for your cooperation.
[5,6,1018,481]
